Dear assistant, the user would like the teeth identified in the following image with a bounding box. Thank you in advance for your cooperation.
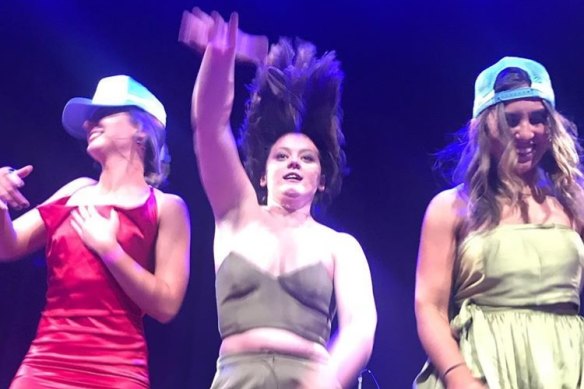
[516,147,533,156]
[88,133,103,143]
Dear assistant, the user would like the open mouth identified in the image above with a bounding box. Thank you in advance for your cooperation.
[516,141,535,159]
[88,130,103,142]
[283,172,303,181]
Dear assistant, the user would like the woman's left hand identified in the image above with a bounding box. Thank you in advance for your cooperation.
[299,367,342,389]
[71,206,121,261]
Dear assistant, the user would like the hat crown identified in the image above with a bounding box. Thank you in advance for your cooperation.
[91,75,166,126]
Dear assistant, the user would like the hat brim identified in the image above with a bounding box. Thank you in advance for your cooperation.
[62,97,137,140]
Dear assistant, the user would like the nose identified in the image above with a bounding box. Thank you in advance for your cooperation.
[513,119,536,141]
[287,157,300,169]
[83,120,98,133]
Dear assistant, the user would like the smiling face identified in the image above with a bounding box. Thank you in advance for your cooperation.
[488,99,551,179]
[83,108,144,160]
[261,132,324,208]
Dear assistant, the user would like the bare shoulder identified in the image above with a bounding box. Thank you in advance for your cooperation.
[334,230,362,251]
[315,223,365,265]
[153,189,189,217]
[425,186,466,227]
[312,221,362,250]
[43,177,97,204]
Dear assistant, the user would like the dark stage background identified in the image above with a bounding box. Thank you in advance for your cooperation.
[1,1,584,388]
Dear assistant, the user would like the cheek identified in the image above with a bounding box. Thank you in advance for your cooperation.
[489,139,505,159]
[263,163,283,184]
[308,166,323,184]
[537,131,551,152]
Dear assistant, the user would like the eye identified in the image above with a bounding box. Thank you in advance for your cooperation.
[275,152,288,161]
[529,111,548,125]
[505,113,521,128]
[301,154,317,163]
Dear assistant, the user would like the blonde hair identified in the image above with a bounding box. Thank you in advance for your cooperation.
[127,108,170,187]
[445,102,584,231]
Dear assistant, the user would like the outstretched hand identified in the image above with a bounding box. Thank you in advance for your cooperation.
[179,7,268,65]
[0,165,33,211]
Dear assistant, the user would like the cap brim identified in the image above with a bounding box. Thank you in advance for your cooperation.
[62,98,98,139]
[62,97,138,140]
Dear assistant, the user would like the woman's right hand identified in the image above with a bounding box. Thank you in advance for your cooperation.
[0,166,33,211]
[445,368,488,389]
[189,10,238,132]
[448,381,488,389]
[181,9,268,131]
[179,8,268,64]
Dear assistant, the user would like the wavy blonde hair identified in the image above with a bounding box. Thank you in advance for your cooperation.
[438,72,584,232]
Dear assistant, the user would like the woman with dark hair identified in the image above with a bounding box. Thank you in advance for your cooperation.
[0,75,191,388]
[414,57,584,388]
[181,10,377,389]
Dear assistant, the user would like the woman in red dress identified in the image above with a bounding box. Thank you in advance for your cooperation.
[0,75,191,388]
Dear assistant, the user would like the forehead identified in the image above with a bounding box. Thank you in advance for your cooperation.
[503,98,545,112]
[271,132,318,151]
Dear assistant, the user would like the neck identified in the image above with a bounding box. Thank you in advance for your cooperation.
[97,159,148,193]
[265,200,313,225]
[517,168,538,187]
[517,170,543,196]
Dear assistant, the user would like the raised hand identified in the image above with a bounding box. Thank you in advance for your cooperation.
[70,206,121,261]
[0,165,33,211]
[188,10,240,133]
[179,7,268,65]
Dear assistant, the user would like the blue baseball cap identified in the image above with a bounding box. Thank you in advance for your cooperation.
[62,75,167,139]
[472,57,555,118]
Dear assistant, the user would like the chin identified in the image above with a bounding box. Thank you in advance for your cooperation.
[86,144,105,161]
[514,163,537,177]
[281,188,302,199]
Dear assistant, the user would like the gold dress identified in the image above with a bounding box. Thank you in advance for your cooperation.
[415,224,584,389]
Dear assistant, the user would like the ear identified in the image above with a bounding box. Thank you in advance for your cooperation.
[259,173,267,188]
[133,131,147,146]
[318,174,326,192]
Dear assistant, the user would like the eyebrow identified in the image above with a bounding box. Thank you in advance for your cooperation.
[274,147,319,153]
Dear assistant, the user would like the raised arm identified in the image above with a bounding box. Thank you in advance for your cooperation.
[181,10,268,221]
[314,232,377,388]
[414,189,487,389]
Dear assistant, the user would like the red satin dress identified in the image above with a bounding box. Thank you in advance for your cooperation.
[10,189,158,389]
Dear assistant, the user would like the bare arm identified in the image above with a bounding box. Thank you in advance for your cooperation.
[186,11,266,221]
[0,207,45,261]
[327,232,377,388]
[0,169,94,261]
[415,189,486,388]
[71,193,191,323]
